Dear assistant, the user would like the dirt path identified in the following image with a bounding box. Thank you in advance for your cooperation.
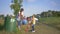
[22,23,60,34]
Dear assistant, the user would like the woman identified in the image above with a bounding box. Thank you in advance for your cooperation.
[17,8,24,30]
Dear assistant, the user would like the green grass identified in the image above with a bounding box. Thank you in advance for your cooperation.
[39,17,60,30]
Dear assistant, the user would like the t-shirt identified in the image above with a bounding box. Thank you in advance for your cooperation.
[16,14,20,21]
[17,17,20,21]
[32,17,38,24]
[20,12,23,16]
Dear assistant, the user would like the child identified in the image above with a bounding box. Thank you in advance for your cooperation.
[25,17,31,32]
[31,15,36,32]
[27,17,31,29]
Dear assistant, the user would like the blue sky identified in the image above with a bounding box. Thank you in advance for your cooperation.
[0,0,60,17]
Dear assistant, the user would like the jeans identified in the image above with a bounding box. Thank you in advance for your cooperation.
[32,24,35,31]
[18,21,21,26]
[18,20,22,30]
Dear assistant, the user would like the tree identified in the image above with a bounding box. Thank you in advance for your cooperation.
[40,10,60,17]
[10,0,23,16]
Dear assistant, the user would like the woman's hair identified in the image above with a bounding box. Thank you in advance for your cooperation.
[20,8,24,12]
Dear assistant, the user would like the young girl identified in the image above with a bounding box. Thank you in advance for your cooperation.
[31,15,36,32]
[27,17,31,28]
[25,17,31,32]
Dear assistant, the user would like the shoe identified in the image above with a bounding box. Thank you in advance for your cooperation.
[32,31,35,32]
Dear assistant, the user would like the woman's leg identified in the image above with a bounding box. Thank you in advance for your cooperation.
[18,21,21,30]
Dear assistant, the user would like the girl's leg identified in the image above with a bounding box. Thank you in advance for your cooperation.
[32,24,35,32]
[32,24,34,31]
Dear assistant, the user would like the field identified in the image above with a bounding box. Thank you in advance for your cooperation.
[0,17,60,34]
[39,17,60,30]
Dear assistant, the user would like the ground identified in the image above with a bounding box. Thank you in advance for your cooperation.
[0,23,60,34]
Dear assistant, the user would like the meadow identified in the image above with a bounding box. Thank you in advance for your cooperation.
[39,17,60,30]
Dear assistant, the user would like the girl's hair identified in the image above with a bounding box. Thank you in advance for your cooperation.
[27,17,31,21]
[20,8,24,12]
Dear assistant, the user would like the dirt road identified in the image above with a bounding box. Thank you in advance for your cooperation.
[22,23,60,34]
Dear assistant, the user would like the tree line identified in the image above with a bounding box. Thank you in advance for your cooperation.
[34,10,60,18]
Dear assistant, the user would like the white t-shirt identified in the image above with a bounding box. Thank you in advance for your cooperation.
[20,12,24,17]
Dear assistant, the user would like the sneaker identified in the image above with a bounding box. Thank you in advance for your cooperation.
[32,31,35,32]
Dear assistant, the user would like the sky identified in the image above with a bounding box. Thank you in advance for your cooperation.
[0,0,60,17]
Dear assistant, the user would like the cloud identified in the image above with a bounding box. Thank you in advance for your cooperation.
[26,0,36,2]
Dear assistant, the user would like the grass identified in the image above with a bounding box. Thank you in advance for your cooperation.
[39,17,60,30]
[0,19,4,31]
[0,17,60,34]
[0,24,59,34]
